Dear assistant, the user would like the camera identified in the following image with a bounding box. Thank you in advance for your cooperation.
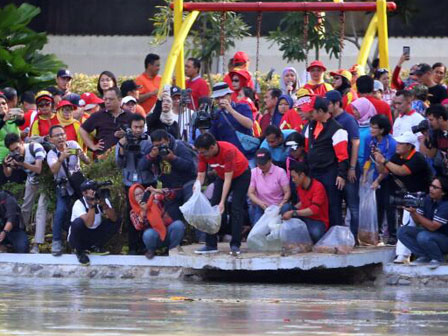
[158,144,170,157]
[390,191,426,208]
[82,180,113,202]
[193,102,218,130]
[56,177,69,197]
[411,119,429,134]
[9,152,24,163]
[120,124,148,152]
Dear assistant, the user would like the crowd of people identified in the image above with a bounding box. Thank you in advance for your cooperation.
[1,50,448,268]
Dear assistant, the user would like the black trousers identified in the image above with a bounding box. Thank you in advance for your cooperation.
[69,217,120,251]
[206,168,251,248]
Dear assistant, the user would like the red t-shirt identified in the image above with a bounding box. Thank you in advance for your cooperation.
[297,178,329,228]
[280,108,307,132]
[198,141,248,180]
[29,115,59,137]
[347,95,393,125]
[186,77,210,110]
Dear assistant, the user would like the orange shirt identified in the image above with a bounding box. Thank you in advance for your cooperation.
[135,73,161,113]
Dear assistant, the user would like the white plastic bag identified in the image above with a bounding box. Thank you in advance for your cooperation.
[280,218,313,253]
[247,205,283,251]
[358,174,379,246]
[179,180,221,234]
[313,226,355,254]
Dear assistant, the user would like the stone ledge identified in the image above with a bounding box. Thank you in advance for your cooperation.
[382,263,448,287]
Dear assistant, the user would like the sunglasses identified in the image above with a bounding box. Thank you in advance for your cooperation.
[232,78,240,82]
[38,102,51,107]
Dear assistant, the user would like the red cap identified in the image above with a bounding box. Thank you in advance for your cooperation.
[306,60,327,72]
[80,92,104,110]
[56,100,76,110]
[232,51,249,65]
[295,95,316,112]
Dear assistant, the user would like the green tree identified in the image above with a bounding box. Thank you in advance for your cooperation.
[151,0,250,75]
[0,3,65,93]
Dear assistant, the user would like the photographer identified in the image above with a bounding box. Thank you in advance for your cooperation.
[3,133,48,253]
[398,176,448,269]
[47,125,90,256]
[139,129,197,221]
[146,90,180,139]
[0,191,28,253]
[69,180,119,265]
[420,104,448,176]
[115,113,155,254]
[373,131,432,263]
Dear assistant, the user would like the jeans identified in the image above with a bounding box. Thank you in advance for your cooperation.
[342,172,360,237]
[249,204,264,226]
[312,166,343,227]
[21,180,48,244]
[206,168,251,248]
[53,189,73,242]
[68,217,120,251]
[280,203,326,243]
[142,220,185,252]
[376,178,396,238]
[1,228,29,253]
[398,226,448,261]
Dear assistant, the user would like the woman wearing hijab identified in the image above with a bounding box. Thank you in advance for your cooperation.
[55,100,84,149]
[350,97,377,165]
[330,69,358,110]
[146,92,179,138]
[273,94,293,128]
[280,67,300,102]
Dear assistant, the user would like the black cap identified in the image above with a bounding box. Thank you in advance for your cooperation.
[80,179,96,192]
[120,80,142,97]
[414,63,432,76]
[255,148,272,165]
[1,87,17,100]
[57,69,72,78]
[170,85,181,97]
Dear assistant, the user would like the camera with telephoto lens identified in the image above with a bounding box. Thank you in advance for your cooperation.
[120,124,148,152]
[82,180,113,202]
[56,177,69,197]
[411,119,430,134]
[390,191,426,208]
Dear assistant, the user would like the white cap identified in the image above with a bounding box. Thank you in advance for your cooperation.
[394,131,417,146]
[211,82,233,98]
[121,96,137,106]
[373,80,384,92]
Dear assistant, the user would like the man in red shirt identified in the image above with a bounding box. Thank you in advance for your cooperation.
[347,75,393,124]
[185,57,210,110]
[281,161,328,243]
[194,133,250,255]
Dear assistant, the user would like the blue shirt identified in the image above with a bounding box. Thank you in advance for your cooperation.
[210,102,253,154]
[334,112,359,162]
[260,129,297,166]
[417,196,448,235]
[363,134,397,180]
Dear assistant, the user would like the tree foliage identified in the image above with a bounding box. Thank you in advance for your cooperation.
[0,3,66,93]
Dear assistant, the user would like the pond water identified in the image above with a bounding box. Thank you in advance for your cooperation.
[1,277,448,335]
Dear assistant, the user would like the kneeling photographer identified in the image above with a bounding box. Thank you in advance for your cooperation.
[69,180,119,265]
[373,131,432,263]
[140,129,197,221]
[397,176,448,269]
[0,191,28,253]
[420,104,448,176]
[116,113,155,254]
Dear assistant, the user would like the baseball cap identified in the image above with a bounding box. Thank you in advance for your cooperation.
[414,63,432,76]
[35,90,54,103]
[394,131,417,146]
[1,87,17,100]
[63,93,82,107]
[170,85,182,97]
[306,60,327,72]
[373,80,384,92]
[120,80,142,97]
[46,86,65,97]
[211,82,233,98]
[330,69,352,82]
[255,148,272,166]
[121,96,137,106]
[56,100,76,110]
[57,69,72,79]
[232,51,249,65]
[295,95,316,112]
[325,90,342,103]
[80,92,104,110]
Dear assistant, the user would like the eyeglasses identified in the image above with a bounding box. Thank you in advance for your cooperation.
[430,184,443,190]
[38,102,51,108]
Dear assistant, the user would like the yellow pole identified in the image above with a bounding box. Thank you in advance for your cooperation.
[173,0,186,88]
[160,11,200,94]
[356,14,378,68]
[376,0,390,70]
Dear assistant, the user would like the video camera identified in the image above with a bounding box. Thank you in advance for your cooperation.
[390,191,425,208]
[120,124,148,152]
[411,119,430,134]
[82,180,113,202]
[193,102,218,130]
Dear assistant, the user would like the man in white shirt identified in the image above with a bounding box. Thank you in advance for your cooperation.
[69,180,119,265]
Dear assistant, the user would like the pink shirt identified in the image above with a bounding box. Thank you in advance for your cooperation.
[250,164,289,206]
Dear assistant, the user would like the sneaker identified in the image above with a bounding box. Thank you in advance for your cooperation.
[428,259,441,269]
[386,237,397,246]
[230,245,241,256]
[76,250,90,266]
[51,240,63,256]
[89,246,110,256]
[393,255,410,264]
[410,256,430,266]
[194,246,218,254]
[30,244,40,254]
[145,250,155,260]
